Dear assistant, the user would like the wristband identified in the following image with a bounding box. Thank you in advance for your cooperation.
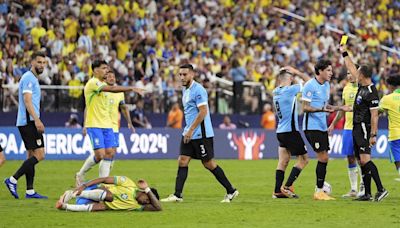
[144,187,151,193]
[342,51,349,57]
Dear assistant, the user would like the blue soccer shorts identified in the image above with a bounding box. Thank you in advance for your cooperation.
[341,129,354,156]
[389,139,400,162]
[87,128,115,150]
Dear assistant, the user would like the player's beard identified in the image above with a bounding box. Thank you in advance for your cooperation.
[35,66,43,75]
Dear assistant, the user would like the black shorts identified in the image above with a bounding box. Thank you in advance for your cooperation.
[180,137,214,161]
[277,131,307,156]
[304,130,330,153]
[353,123,371,157]
[18,121,44,150]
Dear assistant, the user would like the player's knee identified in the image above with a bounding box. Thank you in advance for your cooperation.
[202,160,216,170]
[278,157,290,168]
[178,157,190,167]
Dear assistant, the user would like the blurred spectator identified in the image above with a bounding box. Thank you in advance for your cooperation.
[166,103,183,129]
[229,59,246,113]
[219,115,237,130]
[260,103,276,130]
[131,98,152,129]
[65,114,82,128]
[68,73,82,112]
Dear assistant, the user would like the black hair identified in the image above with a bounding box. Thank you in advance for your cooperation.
[150,188,160,200]
[386,74,400,87]
[314,59,332,75]
[278,69,293,79]
[31,51,46,60]
[92,59,108,71]
[358,64,373,78]
[179,63,194,71]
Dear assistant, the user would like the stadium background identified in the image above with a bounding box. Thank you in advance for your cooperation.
[0,1,400,227]
[0,0,398,160]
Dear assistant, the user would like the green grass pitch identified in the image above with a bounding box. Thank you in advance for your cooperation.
[0,159,399,227]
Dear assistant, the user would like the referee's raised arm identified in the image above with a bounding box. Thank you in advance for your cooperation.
[340,45,360,81]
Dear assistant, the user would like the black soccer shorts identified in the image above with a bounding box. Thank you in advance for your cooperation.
[180,137,214,161]
[18,121,44,150]
[277,131,307,156]
[304,130,330,153]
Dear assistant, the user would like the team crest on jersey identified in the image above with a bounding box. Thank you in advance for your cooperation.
[96,81,102,86]
[315,142,320,149]
[28,82,33,88]
[119,176,126,182]
[36,139,42,146]
[121,193,128,200]
[110,98,114,104]
[307,91,312,97]
[350,93,355,98]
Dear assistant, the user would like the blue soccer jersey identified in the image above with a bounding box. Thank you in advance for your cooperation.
[16,71,41,126]
[273,84,302,133]
[182,81,214,139]
[301,78,330,131]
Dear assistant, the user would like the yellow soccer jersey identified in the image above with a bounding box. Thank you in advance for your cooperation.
[108,92,125,132]
[342,83,358,130]
[379,90,400,141]
[84,77,112,128]
[103,176,143,211]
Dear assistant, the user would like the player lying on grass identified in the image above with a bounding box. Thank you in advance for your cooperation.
[56,176,162,212]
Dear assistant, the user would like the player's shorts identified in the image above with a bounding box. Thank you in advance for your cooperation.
[304,130,330,153]
[352,123,371,157]
[389,139,400,162]
[276,131,307,156]
[114,132,120,148]
[180,137,214,161]
[87,128,115,150]
[76,184,98,205]
[18,121,44,150]
[341,129,354,156]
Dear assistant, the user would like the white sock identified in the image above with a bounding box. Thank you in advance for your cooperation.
[26,189,35,195]
[65,204,93,212]
[9,176,17,184]
[78,154,98,176]
[79,189,107,201]
[397,168,400,176]
[316,188,323,193]
[348,167,358,191]
[99,159,112,177]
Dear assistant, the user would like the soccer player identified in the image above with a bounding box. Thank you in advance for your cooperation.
[56,176,161,212]
[340,45,388,201]
[161,64,238,203]
[379,74,400,181]
[302,59,344,201]
[76,60,144,186]
[328,68,364,198]
[98,69,135,175]
[272,66,311,198]
[4,52,48,199]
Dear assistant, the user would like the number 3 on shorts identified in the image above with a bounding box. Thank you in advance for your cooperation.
[200,145,206,154]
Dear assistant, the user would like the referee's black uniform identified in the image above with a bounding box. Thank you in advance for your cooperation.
[353,83,387,201]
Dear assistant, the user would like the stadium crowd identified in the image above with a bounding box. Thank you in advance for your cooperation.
[0,0,399,117]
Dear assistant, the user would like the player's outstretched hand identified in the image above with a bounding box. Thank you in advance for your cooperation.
[128,123,135,133]
[340,105,352,112]
[132,87,147,97]
[323,104,335,113]
[137,179,149,190]
[339,45,347,53]
[282,66,299,75]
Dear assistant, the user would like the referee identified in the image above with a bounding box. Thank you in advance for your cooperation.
[4,52,48,199]
[161,64,238,203]
[340,46,388,202]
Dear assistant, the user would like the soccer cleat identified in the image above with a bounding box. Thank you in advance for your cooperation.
[4,178,19,199]
[272,192,289,199]
[60,190,76,203]
[374,189,388,202]
[342,190,357,198]
[280,186,299,198]
[26,192,48,199]
[354,194,373,201]
[75,173,85,187]
[221,189,239,203]
[313,191,335,201]
[160,194,183,203]
[357,183,365,197]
